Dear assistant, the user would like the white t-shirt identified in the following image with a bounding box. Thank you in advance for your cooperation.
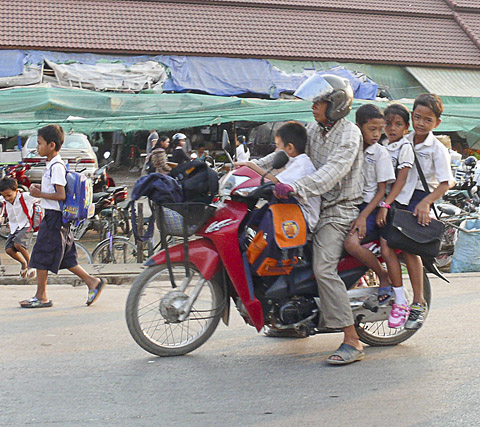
[362,143,395,203]
[275,153,321,231]
[236,145,250,162]
[406,131,454,192]
[41,154,67,211]
[385,137,417,206]
[0,191,38,233]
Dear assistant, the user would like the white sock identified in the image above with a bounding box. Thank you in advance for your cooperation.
[393,286,408,306]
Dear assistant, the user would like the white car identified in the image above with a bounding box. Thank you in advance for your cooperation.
[23,133,99,182]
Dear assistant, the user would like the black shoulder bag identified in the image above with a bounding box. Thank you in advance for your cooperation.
[386,153,445,258]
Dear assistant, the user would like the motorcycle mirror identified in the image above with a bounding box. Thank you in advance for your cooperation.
[221,130,230,151]
[272,150,289,170]
[103,151,111,160]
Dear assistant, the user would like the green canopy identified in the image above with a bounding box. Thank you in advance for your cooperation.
[1,86,480,140]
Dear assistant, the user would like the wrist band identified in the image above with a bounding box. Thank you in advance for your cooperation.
[379,201,391,209]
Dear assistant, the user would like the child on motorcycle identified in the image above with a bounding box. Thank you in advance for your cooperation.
[235,121,320,231]
[379,96,453,329]
[0,177,38,279]
[344,105,395,295]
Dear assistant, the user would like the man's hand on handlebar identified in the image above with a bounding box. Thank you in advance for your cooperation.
[274,182,294,199]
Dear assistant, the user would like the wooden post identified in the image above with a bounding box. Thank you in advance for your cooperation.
[136,201,144,263]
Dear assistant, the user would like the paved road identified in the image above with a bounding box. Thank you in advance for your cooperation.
[1,274,480,426]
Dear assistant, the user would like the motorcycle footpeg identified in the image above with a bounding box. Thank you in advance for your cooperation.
[362,298,379,313]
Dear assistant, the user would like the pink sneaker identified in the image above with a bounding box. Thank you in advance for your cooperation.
[388,303,411,329]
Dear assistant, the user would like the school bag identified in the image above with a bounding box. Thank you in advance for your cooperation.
[58,164,94,223]
[19,193,43,232]
[169,160,218,203]
[245,202,307,276]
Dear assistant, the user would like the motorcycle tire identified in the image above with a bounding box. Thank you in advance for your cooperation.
[126,262,224,357]
[355,268,431,347]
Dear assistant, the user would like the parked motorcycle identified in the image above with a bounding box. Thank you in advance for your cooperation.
[125,139,437,357]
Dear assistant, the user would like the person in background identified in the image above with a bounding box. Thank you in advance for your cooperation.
[236,135,250,162]
[149,135,171,175]
[146,130,159,155]
[111,130,125,164]
[171,134,190,165]
[172,133,191,154]
[196,143,206,161]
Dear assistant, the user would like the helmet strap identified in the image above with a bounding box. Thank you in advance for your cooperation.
[317,120,336,135]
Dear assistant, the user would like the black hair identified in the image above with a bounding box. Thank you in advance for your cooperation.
[413,93,444,119]
[38,124,64,151]
[275,121,307,154]
[237,135,247,152]
[158,135,169,143]
[0,177,18,193]
[356,104,384,126]
[384,103,410,126]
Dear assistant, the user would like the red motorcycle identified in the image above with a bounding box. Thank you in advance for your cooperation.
[126,152,435,357]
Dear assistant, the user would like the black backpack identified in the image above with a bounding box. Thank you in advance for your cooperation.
[169,160,218,203]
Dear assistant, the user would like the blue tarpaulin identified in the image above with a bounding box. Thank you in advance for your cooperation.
[0,50,378,99]
[0,50,24,77]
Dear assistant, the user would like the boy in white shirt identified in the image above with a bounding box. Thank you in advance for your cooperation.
[344,105,395,293]
[19,124,105,309]
[0,177,38,279]
[235,121,320,231]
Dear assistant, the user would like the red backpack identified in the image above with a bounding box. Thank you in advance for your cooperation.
[19,193,43,232]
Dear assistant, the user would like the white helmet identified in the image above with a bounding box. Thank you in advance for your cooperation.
[294,73,354,121]
[172,132,187,141]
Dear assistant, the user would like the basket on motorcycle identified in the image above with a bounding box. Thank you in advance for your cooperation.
[155,202,215,237]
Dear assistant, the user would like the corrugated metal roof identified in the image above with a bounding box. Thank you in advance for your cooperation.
[406,67,480,97]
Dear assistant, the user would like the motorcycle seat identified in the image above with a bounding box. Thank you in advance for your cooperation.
[93,192,110,203]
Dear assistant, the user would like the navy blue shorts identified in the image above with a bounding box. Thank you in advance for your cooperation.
[29,210,78,274]
[358,202,380,242]
[380,190,428,240]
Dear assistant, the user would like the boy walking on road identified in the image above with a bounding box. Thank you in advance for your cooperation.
[19,124,105,308]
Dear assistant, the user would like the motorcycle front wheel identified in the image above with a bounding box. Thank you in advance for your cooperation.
[355,267,432,347]
[126,263,224,356]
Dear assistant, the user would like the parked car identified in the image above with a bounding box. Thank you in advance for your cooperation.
[23,133,98,183]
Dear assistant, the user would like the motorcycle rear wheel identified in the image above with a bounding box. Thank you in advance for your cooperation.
[355,268,431,347]
[126,263,224,356]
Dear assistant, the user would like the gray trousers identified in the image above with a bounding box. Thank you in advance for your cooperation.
[312,221,354,329]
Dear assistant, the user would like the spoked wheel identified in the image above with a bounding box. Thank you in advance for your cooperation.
[92,237,137,264]
[355,266,432,347]
[126,263,224,356]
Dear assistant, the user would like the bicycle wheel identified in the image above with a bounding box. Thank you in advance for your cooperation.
[92,237,138,264]
[125,263,224,356]
[74,241,93,264]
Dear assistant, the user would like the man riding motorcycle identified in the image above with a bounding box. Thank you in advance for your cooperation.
[255,74,365,365]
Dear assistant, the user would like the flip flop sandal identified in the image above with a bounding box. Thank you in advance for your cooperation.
[19,268,28,279]
[19,297,53,308]
[86,278,106,306]
[378,286,393,305]
[26,268,36,280]
[327,343,365,365]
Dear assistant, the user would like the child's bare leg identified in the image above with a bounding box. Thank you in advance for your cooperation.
[13,242,30,265]
[6,247,27,270]
[68,265,100,290]
[380,238,402,287]
[344,234,390,285]
[35,269,49,302]
[403,252,424,305]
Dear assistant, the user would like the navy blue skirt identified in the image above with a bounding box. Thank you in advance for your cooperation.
[29,210,78,274]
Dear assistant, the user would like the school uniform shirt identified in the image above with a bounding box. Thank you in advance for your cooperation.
[236,144,250,162]
[275,153,322,231]
[0,191,38,233]
[405,131,454,192]
[41,154,67,211]
[362,143,395,203]
[385,137,417,206]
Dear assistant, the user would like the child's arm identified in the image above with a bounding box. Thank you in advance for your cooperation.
[350,182,387,239]
[414,181,450,225]
[234,161,279,183]
[29,183,66,201]
[376,167,410,226]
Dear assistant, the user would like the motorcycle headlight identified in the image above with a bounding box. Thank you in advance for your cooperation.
[218,171,251,197]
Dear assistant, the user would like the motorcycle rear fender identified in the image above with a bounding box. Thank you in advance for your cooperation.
[145,238,221,281]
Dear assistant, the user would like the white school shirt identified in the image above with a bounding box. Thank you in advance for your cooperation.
[385,137,417,206]
[405,132,454,192]
[41,154,67,211]
[236,144,250,162]
[275,153,321,231]
[362,143,395,204]
[0,191,38,233]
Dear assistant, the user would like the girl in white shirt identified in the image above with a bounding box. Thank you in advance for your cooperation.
[235,135,250,162]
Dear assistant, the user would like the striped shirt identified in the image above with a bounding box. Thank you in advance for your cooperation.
[256,118,363,227]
